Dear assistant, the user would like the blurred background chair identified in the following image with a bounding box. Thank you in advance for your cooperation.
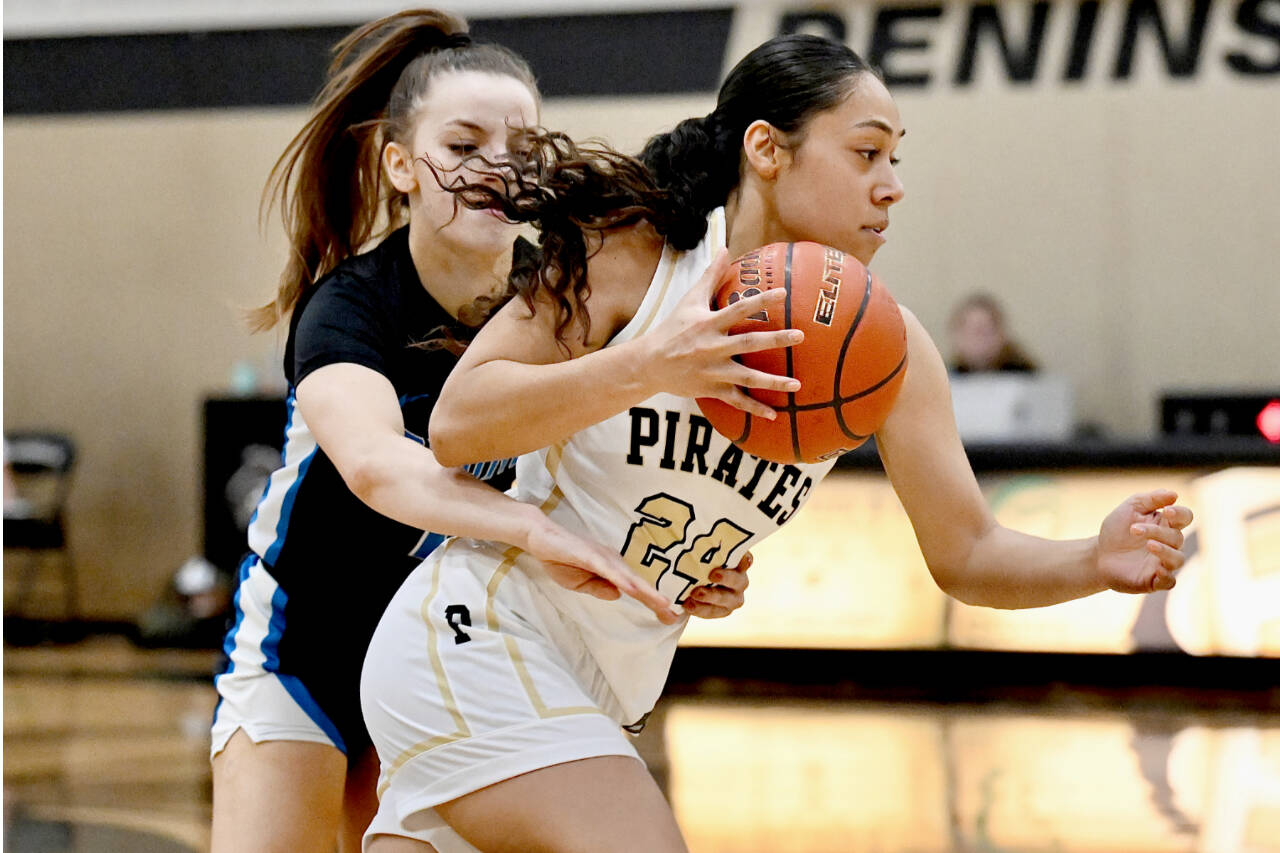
[4,431,79,625]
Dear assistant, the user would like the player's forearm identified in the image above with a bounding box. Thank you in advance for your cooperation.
[935,526,1106,609]
[430,339,658,466]
[347,438,545,550]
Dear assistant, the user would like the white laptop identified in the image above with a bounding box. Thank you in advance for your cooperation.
[947,373,1075,442]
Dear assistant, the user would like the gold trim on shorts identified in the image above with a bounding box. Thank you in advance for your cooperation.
[379,540,471,797]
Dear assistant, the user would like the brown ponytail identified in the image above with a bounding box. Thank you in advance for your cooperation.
[249,9,537,332]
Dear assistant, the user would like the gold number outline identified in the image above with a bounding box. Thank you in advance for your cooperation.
[620,492,754,604]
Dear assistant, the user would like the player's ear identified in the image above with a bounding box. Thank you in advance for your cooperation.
[742,120,784,181]
[383,140,417,194]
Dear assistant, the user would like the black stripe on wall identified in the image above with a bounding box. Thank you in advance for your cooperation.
[3,9,734,115]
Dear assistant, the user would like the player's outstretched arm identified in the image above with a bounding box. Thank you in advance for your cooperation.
[297,362,678,624]
[429,238,801,468]
[873,309,1193,609]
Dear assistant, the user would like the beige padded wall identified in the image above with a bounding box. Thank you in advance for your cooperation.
[4,19,1279,618]
[880,83,1280,437]
[4,109,304,617]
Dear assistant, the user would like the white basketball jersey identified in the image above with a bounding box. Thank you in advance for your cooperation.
[512,209,839,723]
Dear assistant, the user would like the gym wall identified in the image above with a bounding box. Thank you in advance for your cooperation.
[4,0,1278,619]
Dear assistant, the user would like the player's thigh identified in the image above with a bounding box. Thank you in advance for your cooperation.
[338,745,382,853]
[436,755,687,853]
[211,728,347,853]
[366,836,440,853]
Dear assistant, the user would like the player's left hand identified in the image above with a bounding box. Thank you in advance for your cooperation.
[683,551,752,619]
[524,515,681,625]
[1095,490,1194,594]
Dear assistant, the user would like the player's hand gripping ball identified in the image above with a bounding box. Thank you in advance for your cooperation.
[696,242,908,464]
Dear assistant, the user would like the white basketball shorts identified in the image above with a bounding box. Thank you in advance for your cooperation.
[359,537,639,849]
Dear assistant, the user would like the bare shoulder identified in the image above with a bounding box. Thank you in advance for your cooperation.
[582,221,665,347]
[899,305,941,364]
[898,303,924,335]
[487,222,663,363]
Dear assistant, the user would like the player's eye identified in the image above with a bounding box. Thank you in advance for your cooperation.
[860,149,901,167]
[448,142,479,155]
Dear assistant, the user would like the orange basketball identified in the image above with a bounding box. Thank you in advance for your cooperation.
[696,242,908,464]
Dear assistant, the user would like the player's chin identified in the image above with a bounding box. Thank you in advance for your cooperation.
[850,233,881,266]
[825,232,878,267]
[450,215,518,249]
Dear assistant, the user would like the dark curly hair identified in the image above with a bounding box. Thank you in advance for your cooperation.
[438,34,875,349]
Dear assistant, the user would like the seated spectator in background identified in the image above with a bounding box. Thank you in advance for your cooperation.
[948,293,1038,373]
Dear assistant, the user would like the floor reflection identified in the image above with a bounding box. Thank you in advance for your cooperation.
[4,638,1278,853]
[661,697,1280,852]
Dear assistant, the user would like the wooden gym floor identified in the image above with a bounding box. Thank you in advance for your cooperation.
[4,635,1279,852]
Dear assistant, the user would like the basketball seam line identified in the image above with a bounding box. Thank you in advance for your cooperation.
[786,351,908,419]
[832,269,875,442]
[784,243,800,463]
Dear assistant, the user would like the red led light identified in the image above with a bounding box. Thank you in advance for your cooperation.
[1258,400,1280,443]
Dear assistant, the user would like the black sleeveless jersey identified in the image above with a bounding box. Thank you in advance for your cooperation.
[246,226,516,596]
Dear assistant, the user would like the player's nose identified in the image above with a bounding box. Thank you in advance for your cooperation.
[877,169,905,206]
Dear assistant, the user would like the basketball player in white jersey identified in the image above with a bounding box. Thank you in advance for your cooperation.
[360,34,1194,852]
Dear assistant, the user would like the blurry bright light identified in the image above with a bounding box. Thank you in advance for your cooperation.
[1258,400,1280,443]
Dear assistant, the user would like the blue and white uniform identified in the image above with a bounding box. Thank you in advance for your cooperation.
[361,210,838,850]
[212,226,516,759]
